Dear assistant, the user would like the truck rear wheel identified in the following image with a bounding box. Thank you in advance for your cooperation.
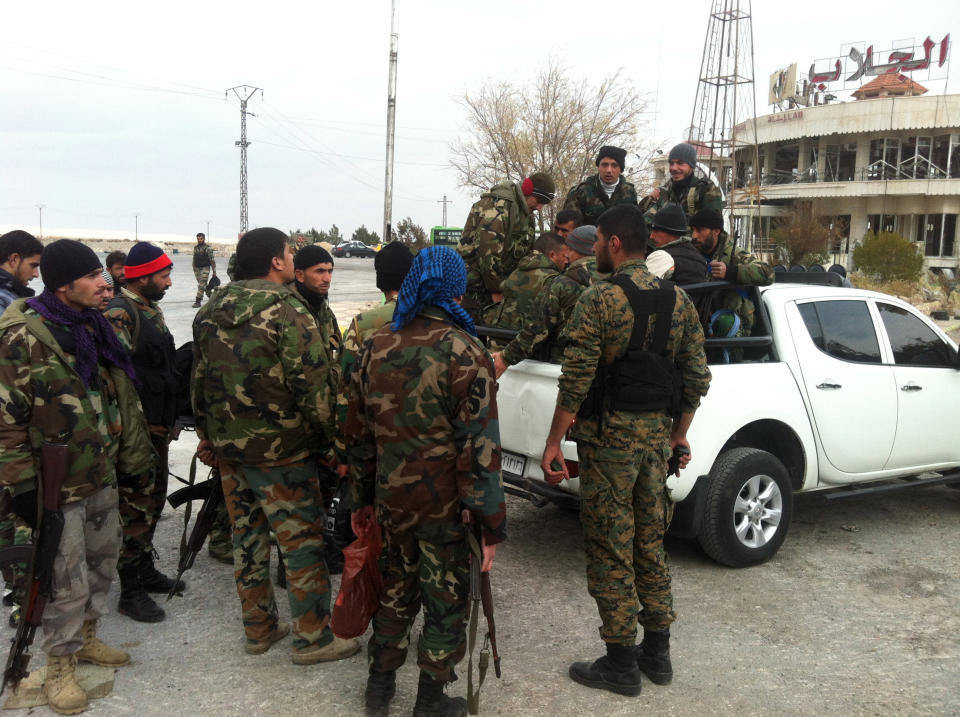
[698,447,792,567]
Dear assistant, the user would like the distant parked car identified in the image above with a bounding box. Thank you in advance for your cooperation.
[332,241,376,258]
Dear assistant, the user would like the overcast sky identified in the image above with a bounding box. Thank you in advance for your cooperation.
[1,1,956,245]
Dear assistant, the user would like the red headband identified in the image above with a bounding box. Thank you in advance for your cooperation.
[125,254,172,280]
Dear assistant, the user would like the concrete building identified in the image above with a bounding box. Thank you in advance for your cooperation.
[729,78,960,271]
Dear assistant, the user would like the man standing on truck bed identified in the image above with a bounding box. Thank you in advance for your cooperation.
[540,204,711,697]
[456,172,555,321]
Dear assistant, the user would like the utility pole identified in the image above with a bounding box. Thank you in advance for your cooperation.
[134,212,140,240]
[226,85,263,235]
[382,0,398,243]
[437,194,451,226]
[36,204,44,239]
[206,219,211,240]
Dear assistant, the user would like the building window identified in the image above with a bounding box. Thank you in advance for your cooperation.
[920,214,957,258]
[824,143,856,182]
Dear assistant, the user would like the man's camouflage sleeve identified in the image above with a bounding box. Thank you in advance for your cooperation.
[672,291,712,413]
[343,333,376,509]
[104,304,135,353]
[205,245,217,271]
[277,302,331,441]
[728,248,774,286]
[458,196,514,294]
[334,315,364,464]
[0,327,37,491]
[502,275,579,366]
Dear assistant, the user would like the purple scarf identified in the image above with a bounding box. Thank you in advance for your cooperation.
[27,289,136,387]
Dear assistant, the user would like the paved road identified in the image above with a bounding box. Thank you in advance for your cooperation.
[5,258,959,715]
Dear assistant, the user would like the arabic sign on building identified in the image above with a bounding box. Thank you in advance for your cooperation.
[807,35,950,91]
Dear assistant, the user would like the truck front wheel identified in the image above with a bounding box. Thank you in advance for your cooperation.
[698,447,793,568]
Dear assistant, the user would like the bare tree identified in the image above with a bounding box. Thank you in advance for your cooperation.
[450,58,650,227]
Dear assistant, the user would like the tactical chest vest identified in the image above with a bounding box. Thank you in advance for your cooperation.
[581,274,681,420]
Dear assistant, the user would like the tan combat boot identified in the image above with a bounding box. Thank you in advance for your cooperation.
[75,619,130,667]
[291,635,361,665]
[44,654,88,715]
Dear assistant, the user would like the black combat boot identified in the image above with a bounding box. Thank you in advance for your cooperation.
[634,629,672,685]
[412,672,467,717]
[139,554,185,595]
[118,565,165,623]
[569,642,642,696]
[364,669,396,717]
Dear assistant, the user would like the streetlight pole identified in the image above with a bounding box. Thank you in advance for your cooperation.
[134,213,140,240]
[36,204,44,239]
[206,219,211,240]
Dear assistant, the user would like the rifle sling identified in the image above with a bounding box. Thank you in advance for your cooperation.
[465,526,486,715]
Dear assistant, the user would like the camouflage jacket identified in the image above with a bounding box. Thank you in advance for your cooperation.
[334,297,397,462]
[557,258,712,451]
[641,175,722,222]
[702,237,774,286]
[501,256,599,365]
[0,299,153,503]
[457,181,536,304]
[484,251,560,332]
[103,287,169,353]
[344,307,506,545]
[563,175,638,226]
[192,242,216,270]
[192,279,332,466]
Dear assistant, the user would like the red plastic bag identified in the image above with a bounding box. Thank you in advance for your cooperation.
[330,512,383,639]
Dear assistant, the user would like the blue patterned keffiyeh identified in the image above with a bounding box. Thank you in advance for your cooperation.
[392,246,476,336]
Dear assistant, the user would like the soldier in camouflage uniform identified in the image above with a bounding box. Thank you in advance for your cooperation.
[563,146,638,226]
[483,232,566,348]
[457,172,556,321]
[104,242,184,623]
[344,246,506,717]
[640,143,722,226]
[553,208,582,238]
[541,206,711,696]
[0,240,151,714]
[492,225,602,375]
[647,204,710,286]
[192,232,217,308]
[690,208,773,338]
[192,228,360,664]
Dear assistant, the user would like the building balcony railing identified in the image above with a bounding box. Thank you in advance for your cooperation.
[757,159,954,186]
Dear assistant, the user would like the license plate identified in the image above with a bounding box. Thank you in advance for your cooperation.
[502,451,526,476]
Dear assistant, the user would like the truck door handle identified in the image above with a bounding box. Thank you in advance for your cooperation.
[816,382,842,390]
[900,383,922,392]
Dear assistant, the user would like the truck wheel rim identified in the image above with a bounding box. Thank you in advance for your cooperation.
[733,474,782,549]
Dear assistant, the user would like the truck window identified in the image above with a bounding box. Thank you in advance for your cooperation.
[877,303,955,367]
[798,300,881,364]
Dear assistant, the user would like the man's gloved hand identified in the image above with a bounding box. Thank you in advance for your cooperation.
[10,490,39,530]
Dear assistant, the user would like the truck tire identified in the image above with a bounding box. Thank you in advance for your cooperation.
[698,447,793,568]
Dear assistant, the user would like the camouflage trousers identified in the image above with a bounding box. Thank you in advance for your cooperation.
[220,460,332,649]
[206,498,233,554]
[117,432,167,571]
[577,441,676,644]
[193,266,211,303]
[0,492,32,604]
[42,484,120,656]
[369,530,469,683]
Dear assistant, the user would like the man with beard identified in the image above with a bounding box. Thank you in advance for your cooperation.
[105,242,184,623]
[541,205,710,696]
[0,230,43,315]
[640,143,722,224]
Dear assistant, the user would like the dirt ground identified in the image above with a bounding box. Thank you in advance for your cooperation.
[3,258,959,716]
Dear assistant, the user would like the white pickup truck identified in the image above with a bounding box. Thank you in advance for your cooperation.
[493,276,960,567]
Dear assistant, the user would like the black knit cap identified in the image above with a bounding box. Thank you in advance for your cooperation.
[374,241,414,292]
[596,145,627,170]
[294,244,334,270]
[40,239,102,290]
[651,203,689,235]
[689,208,724,230]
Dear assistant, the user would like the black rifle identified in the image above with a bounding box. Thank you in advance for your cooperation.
[165,454,224,601]
[463,510,501,715]
[1,442,69,694]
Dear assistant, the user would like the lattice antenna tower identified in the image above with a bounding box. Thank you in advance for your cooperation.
[226,85,263,234]
[689,0,761,242]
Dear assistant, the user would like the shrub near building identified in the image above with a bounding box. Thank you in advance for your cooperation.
[853,231,924,282]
